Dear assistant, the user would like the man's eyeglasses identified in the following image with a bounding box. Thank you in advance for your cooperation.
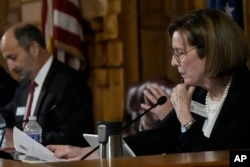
[171,46,197,63]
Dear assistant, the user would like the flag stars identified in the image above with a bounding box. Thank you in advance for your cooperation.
[224,2,234,18]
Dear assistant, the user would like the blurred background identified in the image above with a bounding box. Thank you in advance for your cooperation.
[0,0,249,130]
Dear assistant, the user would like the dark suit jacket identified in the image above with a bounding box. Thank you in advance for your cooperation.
[1,58,93,147]
[124,65,250,156]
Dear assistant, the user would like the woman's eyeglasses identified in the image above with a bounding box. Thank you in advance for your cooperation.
[171,46,197,63]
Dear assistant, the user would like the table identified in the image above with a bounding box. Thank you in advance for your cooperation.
[0,159,36,167]
[0,150,230,167]
[39,150,229,167]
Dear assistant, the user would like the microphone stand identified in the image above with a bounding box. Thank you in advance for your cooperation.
[81,145,99,160]
[121,101,162,131]
[81,96,167,160]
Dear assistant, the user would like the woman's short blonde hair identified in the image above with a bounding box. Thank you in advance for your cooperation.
[168,8,249,77]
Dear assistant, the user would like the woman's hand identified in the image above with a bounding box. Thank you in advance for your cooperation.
[47,145,98,160]
[170,83,195,125]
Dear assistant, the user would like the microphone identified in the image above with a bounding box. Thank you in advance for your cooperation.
[80,96,167,160]
[121,96,167,130]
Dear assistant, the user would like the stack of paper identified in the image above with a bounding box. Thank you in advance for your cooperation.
[13,127,66,162]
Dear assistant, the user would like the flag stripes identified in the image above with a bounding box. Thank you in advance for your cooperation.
[42,0,85,70]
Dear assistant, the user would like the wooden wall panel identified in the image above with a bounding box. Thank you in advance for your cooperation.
[106,41,123,66]
[105,69,124,121]
[118,0,139,88]
[87,43,107,67]
[0,0,22,81]
[140,29,175,81]
[88,69,108,127]
[0,0,8,68]
[89,68,124,129]
[87,40,122,67]
[138,0,206,84]
[83,0,124,130]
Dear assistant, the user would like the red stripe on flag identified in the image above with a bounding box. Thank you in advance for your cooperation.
[53,26,83,51]
[53,0,80,19]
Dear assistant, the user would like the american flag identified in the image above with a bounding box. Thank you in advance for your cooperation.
[207,0,243,28]
[41,0,85,70]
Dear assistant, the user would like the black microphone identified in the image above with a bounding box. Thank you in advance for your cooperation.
[121,96,167,130]
[80,96,167,160]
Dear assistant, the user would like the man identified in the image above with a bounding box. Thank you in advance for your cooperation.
[0,23,94,147]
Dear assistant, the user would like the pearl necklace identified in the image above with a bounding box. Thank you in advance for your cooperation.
[205,76,233,118]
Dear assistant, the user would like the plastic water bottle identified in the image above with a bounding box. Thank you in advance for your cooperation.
[22,116,42,161]
[0,114,6,148]
[23,116,42,144]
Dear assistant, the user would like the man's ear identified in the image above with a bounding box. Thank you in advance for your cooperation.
[29,41,40,57]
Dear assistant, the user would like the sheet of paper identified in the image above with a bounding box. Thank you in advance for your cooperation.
[13,127,66,162]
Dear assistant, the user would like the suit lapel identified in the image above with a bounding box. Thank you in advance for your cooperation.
[33,58,59,116]
[34,88,46,116]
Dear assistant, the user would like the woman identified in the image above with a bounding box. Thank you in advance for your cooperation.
[47,8,250,159]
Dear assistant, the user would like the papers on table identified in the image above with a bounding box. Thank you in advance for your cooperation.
[13,127,66,162]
